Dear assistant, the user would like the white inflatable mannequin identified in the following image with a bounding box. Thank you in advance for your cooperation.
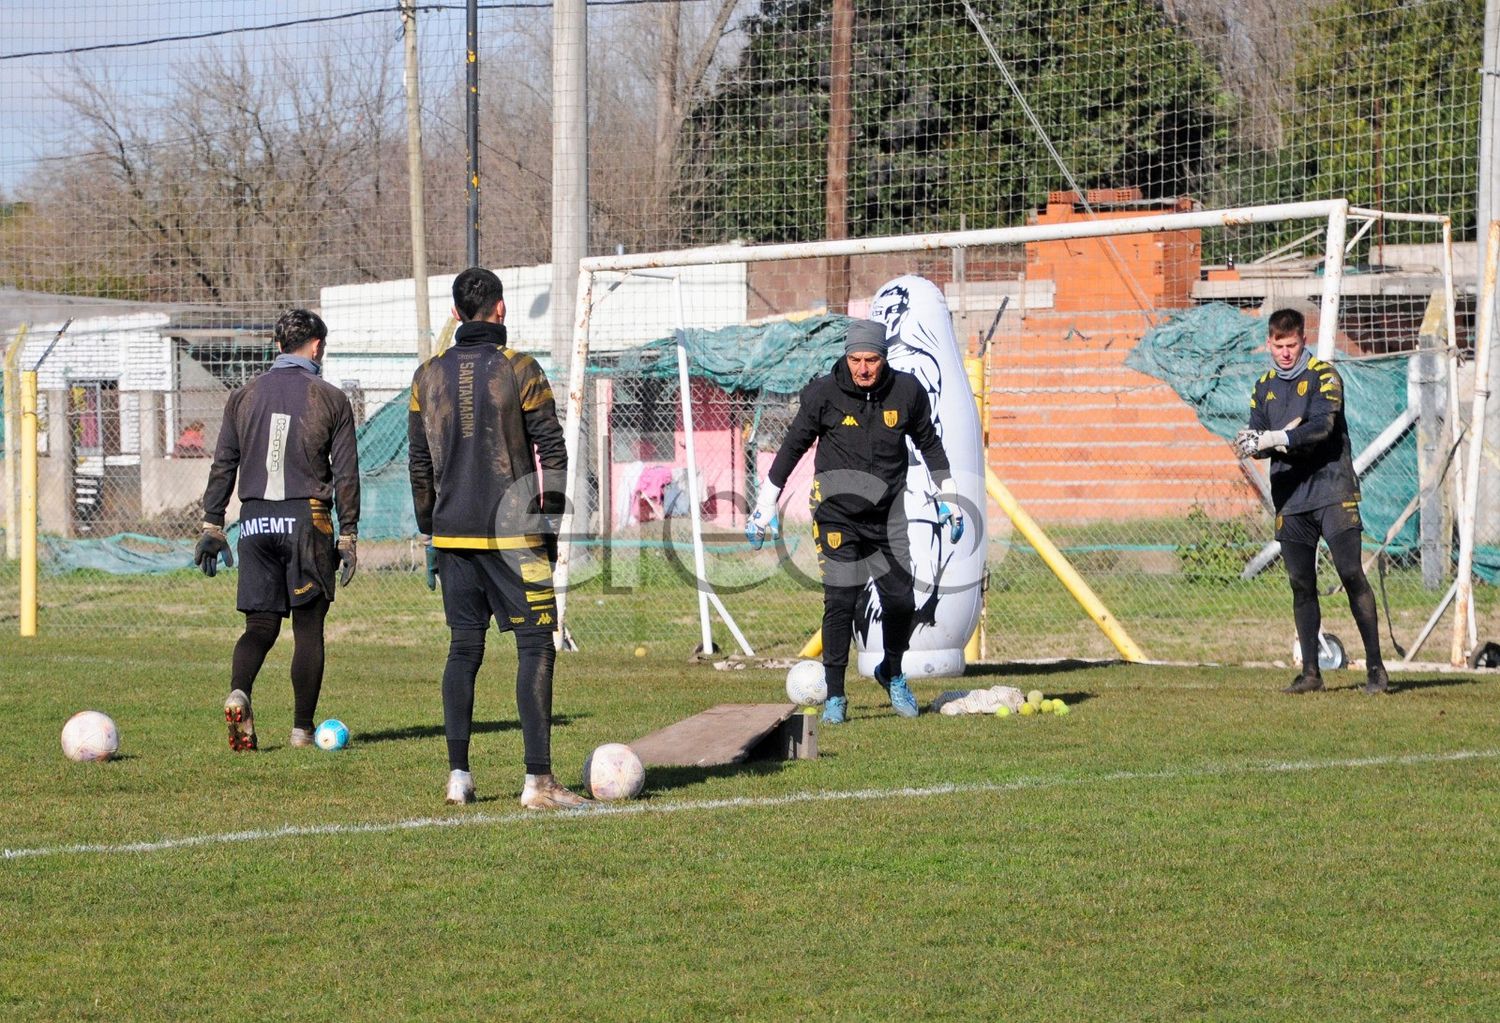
[855,276,986,678]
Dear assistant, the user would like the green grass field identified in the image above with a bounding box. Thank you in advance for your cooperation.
[3,624,1498,1022]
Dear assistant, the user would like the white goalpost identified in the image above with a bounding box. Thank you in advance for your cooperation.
[552,199,1473,667]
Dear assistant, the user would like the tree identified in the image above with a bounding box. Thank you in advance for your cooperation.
[679,0,1228,244]
[1282,0,1483,239]
[5,49,401,309]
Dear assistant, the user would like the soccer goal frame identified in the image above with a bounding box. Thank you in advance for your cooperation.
[552,199,1465,665]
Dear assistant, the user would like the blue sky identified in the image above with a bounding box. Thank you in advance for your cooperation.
[0,1,483,197]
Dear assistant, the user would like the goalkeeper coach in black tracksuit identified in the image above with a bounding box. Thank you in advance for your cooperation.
[408,266,589,810]
[1237,307,1388,695]
[196,309,361,751]
[748,319,962,725]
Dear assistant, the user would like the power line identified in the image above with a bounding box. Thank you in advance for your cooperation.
[1,1,713,62]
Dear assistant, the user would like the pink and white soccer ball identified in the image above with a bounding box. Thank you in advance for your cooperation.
[60,710,120,762]
[785,659,828,706]
[582,742,645,801]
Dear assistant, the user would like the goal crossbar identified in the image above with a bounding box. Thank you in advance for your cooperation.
[551,199,1457,655]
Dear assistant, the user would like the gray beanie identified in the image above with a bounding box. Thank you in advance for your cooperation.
[844,318,889,356]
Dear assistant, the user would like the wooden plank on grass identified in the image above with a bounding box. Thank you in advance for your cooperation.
[632,703,799,768]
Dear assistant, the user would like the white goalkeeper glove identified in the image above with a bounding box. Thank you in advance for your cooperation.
[1234,428,1290,458]
[746,481,781,550]
[936,483,964,544]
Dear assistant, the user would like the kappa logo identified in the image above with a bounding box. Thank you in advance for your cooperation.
[826,531,843,550]
[534,612,554,625]
[883,410,899,428]
[1266,390,1277,402]
[1298,380,1309,396]
[841,415,859,427]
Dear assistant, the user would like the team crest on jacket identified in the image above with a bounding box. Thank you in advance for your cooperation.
[1298,380,1308,396]
[883,409,899,427]
[826,531,843,550]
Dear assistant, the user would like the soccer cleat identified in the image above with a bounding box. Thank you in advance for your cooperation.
[288,727,315,749]
[520,774,592,810]
[1362,665,1390,695]
[874,665,920,718]
[1282,673,1325,694]
[820,696,848,725]
[224,689,257,751]
[445,769,476,805]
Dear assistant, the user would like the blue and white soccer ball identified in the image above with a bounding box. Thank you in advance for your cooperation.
[785,659,828,706]
[314,719,350,751]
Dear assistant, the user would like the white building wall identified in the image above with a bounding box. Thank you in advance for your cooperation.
[320,261,749,360]
[17,313,172,390]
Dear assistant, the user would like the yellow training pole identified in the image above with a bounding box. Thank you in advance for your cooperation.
[4,325,28,561]
[20,370,38,637]
[964,353,988,662]
[798,630,823,659]
[985,466,1146,662]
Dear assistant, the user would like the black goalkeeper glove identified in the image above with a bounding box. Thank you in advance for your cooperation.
[194,522,233,577]
[337,534,358,587]
[541,515,560,568]
[424,542,439,592]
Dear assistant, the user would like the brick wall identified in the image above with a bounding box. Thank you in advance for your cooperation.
[986,193,1259,523]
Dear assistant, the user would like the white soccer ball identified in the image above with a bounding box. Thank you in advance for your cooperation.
[60,710,119,762]
[314,719,350,751]
[785,659,828,706]
[582,742,645,801]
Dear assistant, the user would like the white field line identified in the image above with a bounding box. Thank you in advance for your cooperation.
[5,747,1497,862]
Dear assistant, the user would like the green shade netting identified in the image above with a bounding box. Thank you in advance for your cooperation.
[1126,303,1499,582]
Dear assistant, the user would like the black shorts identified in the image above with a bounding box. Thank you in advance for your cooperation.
[236,498,337,615]
[437,546,556,633]
[1276,501,1362,547]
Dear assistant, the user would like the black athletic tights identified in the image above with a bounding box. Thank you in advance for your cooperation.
[442,627,555,776]
[229,596,329,731]
[1282,529,1384,674]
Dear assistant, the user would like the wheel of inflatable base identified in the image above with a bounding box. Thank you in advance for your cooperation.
[1292,633,1346,671]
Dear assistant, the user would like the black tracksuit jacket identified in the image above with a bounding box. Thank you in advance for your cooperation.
[1247,355,1359,515]
[769,358,950,522]
[202,361,361,536]
[407,322,567,548]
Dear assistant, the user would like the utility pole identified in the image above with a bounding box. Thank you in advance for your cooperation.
[825,0,853,314]
[552,0,589,370]
[465,0,480,268]
[1478,0,1500,545]
[402,0,432,361]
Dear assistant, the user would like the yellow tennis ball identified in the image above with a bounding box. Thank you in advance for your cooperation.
[995,705,1011,718]
[1027,689,1044,708]
[1054,701,1070,716]
[634,646,647,658]
[1019,702,1035,716]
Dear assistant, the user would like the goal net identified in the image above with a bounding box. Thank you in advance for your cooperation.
[555,198,1469,667]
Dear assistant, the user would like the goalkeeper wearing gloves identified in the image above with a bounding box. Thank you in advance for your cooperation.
[747,318,961,724]
[197,309,361,751]
[1237,308,1387,695]
[408,266,588,810]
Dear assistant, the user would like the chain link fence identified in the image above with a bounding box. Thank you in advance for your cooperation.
[3,0,1497,662]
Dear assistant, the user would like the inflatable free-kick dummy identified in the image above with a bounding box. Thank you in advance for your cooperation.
[855,275,986,678]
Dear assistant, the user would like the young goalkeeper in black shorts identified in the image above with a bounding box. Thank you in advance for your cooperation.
[1236,308,1388,695]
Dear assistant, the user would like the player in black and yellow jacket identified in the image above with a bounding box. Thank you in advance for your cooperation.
[408,267,588,809]
[1236,308,1388,694]
[747,319,962,725]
